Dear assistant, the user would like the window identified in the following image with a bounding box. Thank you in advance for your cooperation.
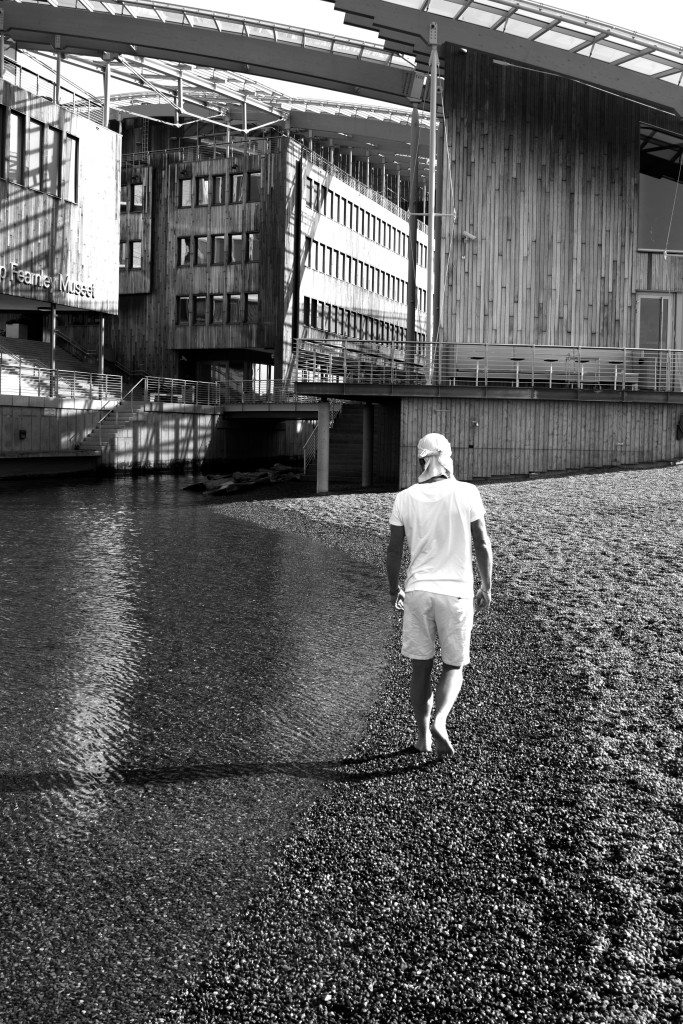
[45,126,61,196]
[26,119,43,191]
[210,294,224,324]
[246,233,260,262]
[8,111,25,184]
[196,176,209,206]
[119,241,127,269]
[212,234,225,264]
[227,293,240,322]
[177,237,191,266]
[230,173,243,204]
[305,177,312,207]
[246,293,259,323]
[194,294,207,324]
[229,233,243,262]
[246,172,260,201]
[177,296,190,324]
[639,126,683,251]
[212,174,225,205]
[130,240,142,269]
[195,236,208,265]
[179,178,192,207]
[129,181,142,210]
[120,184,128,213]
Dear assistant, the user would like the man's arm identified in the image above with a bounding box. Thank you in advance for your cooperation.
[386,524,406,606]
[471,518,493,612]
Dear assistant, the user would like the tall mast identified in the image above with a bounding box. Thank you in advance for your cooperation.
[426,22,438,383]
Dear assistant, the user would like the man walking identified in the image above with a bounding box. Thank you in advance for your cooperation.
[386,432,492,755]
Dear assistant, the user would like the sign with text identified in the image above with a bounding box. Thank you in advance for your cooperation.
[0,261,95,299]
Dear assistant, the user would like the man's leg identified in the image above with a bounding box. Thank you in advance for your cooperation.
[410,658,434,752]
[431,664,464,755]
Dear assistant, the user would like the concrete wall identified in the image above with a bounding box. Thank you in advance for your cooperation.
[0,396,104,456]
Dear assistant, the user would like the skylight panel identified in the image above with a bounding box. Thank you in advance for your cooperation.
[333,41,363,57]
[245,24,276,40]
[499,15,553,39]
[275,29,304,45]
[215,17,244,34]
[536,28,590,51]
[190,15,218,31]
[579,41,633,63]
[305,35,334,51]
[622,55,677,77]
[427,1,465,18]
[460,7,505,29]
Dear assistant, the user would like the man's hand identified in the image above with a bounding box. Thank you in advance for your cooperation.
[392,588,405,611]
[475,587,491,614]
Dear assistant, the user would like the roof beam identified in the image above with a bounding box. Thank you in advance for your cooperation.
[2,0,418,106]
[332,0,683,116]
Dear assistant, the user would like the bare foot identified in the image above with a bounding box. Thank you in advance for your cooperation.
[412,736,432,753]
[431,724,454,756]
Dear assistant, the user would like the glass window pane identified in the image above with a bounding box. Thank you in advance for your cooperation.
[178,237,191,266]
[212,234,225,263]
[45,126,61,195]
[179,178,192,207]
[228,294,240,322]
[194,294,206,324]
[131,181,142,210]
[119,241,127,268]
[247,171,261,202]
[229,234,243,262]
[177,296,189,324]
[9,112,25,184]
[196,176,209,206]
[212,174,225,205]
[230,173,243,203]
[26,119,43,190]
[120,183,128,212]
[210,295,224,323]
[247,233,260,261]
[246,293,259,323]
[130,240,142,269]
[195,236,208,265]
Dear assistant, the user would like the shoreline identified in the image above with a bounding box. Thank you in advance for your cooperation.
[156,467,683,1024]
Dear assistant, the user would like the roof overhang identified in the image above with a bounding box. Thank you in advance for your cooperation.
[328,0,683,118]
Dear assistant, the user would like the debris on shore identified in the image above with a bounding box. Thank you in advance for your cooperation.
[184,463,304,496]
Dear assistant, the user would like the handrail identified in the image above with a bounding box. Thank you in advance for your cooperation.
[302,400,344,474]
[0,350,122,399]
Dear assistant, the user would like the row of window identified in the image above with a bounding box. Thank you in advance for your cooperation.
[176,292,259,326]
[306,237,427,311]
[303,297,425,346]
[305,175,427,265]
[177,232,260,266]
[0,105,78,202]
[178,171,261,208]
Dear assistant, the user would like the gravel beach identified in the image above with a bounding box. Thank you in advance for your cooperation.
[153,467,683,1024]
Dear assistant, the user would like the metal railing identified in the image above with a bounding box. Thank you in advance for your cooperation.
[220,379,319,406]
[142,376,222,405]
[294,340,683,393]
[0,352,122,399]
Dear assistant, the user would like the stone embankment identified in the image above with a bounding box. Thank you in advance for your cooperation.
[156,468,683,1024]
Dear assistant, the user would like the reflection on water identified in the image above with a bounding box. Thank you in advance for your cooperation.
[0,476,390,1023]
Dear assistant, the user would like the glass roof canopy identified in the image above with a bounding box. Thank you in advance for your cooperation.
[348,0,683,84]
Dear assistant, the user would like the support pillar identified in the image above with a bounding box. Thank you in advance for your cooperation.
[362,403,374,489]
[99,315,106,376]
[316,400,330,494]
[45,304,56,397]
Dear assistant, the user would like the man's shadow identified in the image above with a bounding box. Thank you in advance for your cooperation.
[0,746,442,795]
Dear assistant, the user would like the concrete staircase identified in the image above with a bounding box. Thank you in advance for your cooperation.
[75,401,143,454]
[0,337,88,374]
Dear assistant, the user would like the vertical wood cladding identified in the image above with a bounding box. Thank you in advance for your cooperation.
[112,142,287,377]
[0,81,120,315]
[398,396,683,486]
[441,50,683,350]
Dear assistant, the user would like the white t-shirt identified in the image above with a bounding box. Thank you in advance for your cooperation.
[389,476,486,598]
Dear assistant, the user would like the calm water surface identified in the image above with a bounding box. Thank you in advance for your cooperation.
[0,476,390,1024]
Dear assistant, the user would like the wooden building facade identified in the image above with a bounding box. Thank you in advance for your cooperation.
[111,119,429,391]
[440,50,683,355]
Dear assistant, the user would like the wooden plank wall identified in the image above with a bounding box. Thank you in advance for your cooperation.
[398,396,683,486]
[441,50,683,350]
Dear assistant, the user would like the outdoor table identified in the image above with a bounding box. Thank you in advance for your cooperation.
[543,357,559,389]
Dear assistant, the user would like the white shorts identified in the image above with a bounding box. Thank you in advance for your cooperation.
[401,590,474,666]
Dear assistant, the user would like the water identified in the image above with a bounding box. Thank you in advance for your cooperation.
[0,476,390,1024]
